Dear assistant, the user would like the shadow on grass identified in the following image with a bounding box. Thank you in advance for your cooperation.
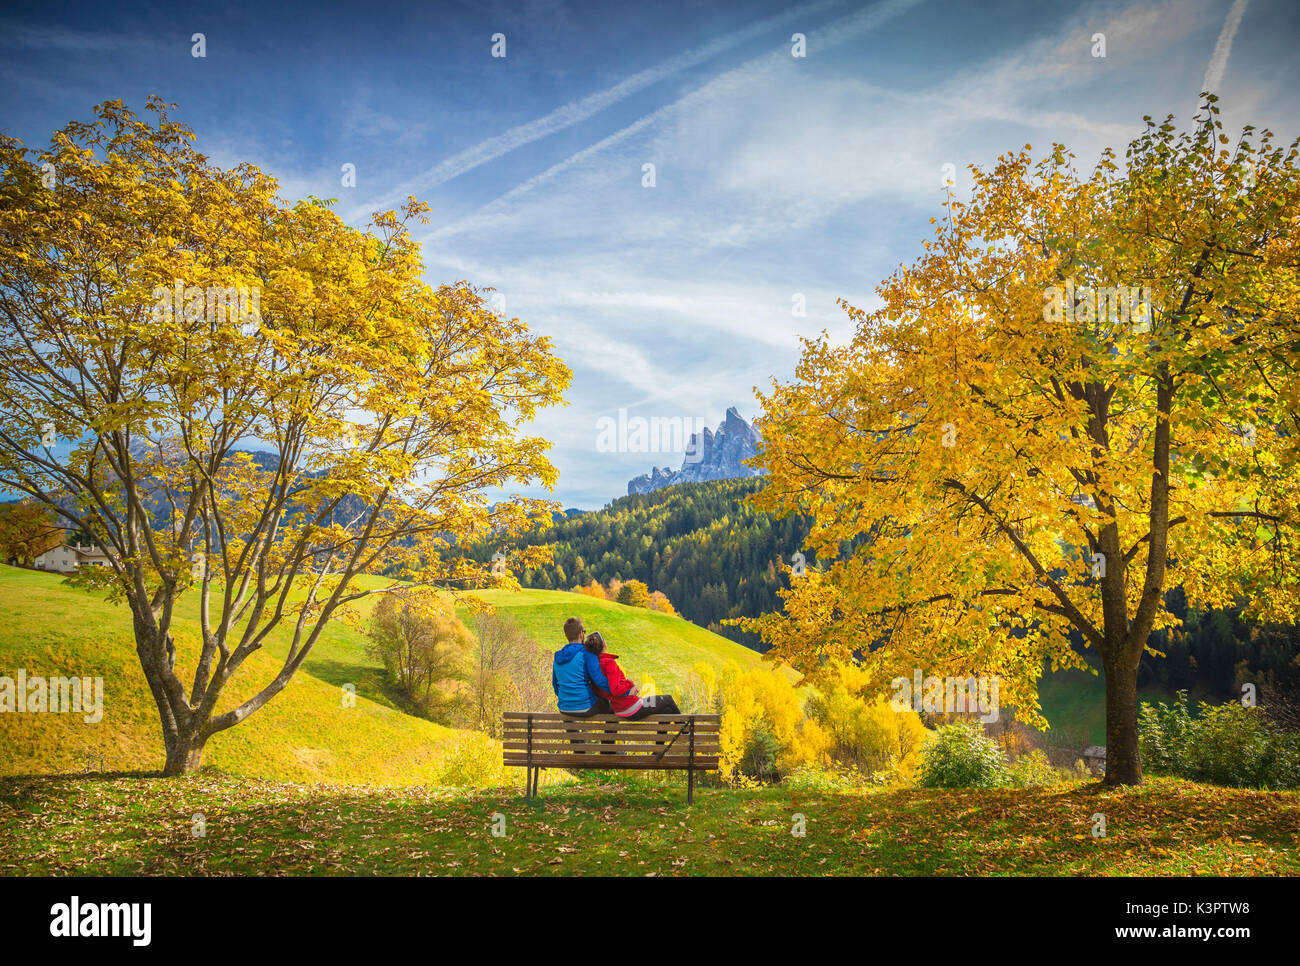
[298,658,392,706]
[1,774,1297,876]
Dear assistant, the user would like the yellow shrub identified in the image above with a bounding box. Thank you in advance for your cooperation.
[435,733,508,787]
[806,663,928,781]
[717,666,806,780]
[682,662,718,714]
[647,591,676,615]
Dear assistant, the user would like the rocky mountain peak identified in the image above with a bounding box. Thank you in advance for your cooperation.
[627,408,762,495]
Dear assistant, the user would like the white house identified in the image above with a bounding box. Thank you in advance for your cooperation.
[33,544,114,573]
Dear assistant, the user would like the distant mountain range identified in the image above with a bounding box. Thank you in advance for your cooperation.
[628,407,763,495]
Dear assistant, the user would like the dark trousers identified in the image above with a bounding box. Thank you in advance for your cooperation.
[559,698,611,718]
[620,694,681,720]
[560,698,611,754]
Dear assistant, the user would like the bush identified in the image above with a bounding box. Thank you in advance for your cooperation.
[572,581,606,600]
[919,722,1006,788]
[461,613,553,736]
[1005,749,1060,788]
[782,763,879,792]
[616,579,651,608]
[739,721,783,783]
[681,662,719,714]
[1138,691,1300,789]
[1137,692,1193,774]
[1058,759,1095,782]
[367,592,473,722]
[717,667,806,782]
[435,734,508,787]
[805,663,927,781]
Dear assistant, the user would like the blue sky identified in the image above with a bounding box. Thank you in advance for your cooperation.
[2,0,1297,508]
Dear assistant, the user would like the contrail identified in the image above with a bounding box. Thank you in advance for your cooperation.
[366,0,844,212]
[425,0,926,241]
[1200,0,1248,100]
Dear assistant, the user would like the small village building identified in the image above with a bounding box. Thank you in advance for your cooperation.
[1082,745,1107,776]
[33,544,114,573]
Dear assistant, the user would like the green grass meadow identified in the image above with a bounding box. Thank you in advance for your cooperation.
[1,772,1295,876]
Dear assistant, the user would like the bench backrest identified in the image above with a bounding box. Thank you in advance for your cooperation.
[502,712,720,770]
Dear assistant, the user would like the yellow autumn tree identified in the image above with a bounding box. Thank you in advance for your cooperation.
[732,101,1300,785]
[0,98,570,774]
[647,590,676,615]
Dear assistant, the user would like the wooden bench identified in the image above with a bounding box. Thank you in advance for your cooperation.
[503,711,721,804]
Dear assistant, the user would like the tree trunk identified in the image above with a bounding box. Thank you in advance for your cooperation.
[133,607,210,776]
[162,729,206,776]
[1102,653,1142,785]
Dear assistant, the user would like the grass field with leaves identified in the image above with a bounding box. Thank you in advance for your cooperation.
[1,772,1296,876]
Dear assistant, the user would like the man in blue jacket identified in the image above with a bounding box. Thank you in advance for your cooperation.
[552,617,611,715]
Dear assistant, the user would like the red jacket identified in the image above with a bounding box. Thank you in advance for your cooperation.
[591,652,640,715]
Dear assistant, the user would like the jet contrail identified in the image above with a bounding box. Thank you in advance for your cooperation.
[425,0,927,241]
[1201,0,1248,99]
[365,0,844,212]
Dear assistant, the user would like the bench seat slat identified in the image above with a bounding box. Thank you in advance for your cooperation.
[501,748,717,754]
[503,713,719,723]
[501,733,722,738]
[502,727,719,740]
[499,728,722,733]
[503,738,719,749]
[504,756,719,770]
[502,717,720,726]
[503,738,719,748]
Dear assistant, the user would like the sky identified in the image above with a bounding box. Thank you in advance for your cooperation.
[2,0,1297,508]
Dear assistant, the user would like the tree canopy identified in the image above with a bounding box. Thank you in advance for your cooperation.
[0,98,570,773]
[735,101,1300,783]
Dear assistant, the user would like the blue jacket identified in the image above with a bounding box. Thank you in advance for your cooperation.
[552,642,611,712]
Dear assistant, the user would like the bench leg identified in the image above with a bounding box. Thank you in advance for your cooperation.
[688,767,695,806]
[532,767,541,798]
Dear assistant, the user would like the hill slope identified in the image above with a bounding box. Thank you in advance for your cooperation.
[0,567,774,783]
[460,588,785,693]
[0,565,482,784]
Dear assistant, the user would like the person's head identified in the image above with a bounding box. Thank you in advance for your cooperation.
[563,617,585,643]
[584,631,606,655]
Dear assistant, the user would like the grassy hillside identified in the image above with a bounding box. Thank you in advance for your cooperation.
[1037,667,1177,747]
[0,565,488,784]
[0,566,776,784]
[458,588,785,694]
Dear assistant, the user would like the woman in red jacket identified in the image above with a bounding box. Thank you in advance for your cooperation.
[584,632,681,719]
